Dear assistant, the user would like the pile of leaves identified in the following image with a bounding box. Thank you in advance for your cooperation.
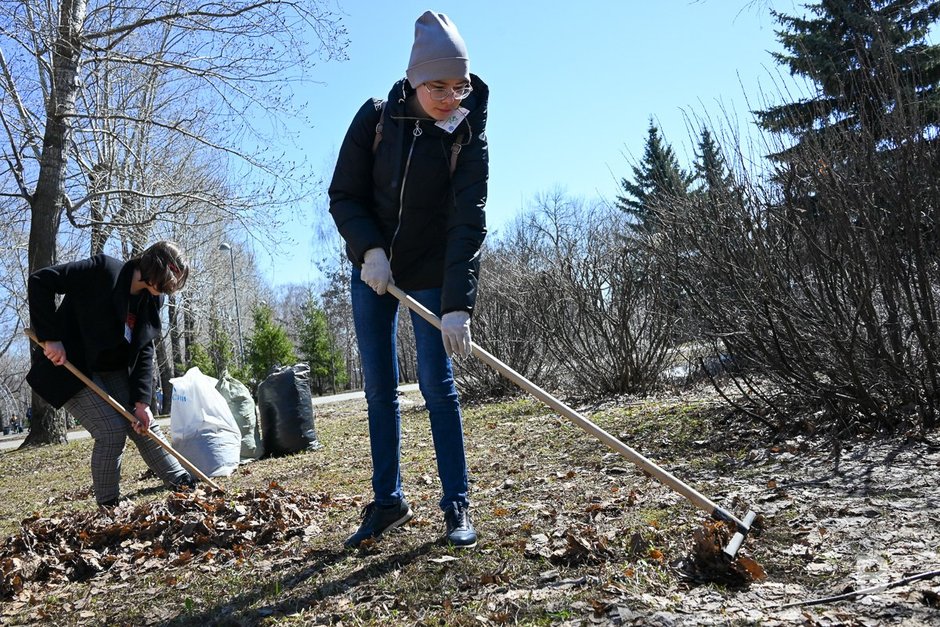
[0,482,324,599]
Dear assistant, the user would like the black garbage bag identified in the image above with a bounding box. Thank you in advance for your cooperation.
[256,363,321,456]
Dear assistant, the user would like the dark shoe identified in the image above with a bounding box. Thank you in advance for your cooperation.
[443,503,477,548]
[344,500,413,549]
[170,474,196,491]
[98,497,120,508]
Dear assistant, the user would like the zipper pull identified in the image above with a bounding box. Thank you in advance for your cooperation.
[413,120,423,137]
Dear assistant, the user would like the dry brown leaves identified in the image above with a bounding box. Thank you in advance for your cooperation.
[0,481,324,600]
[672,517,767,587]
[523,523,617,565]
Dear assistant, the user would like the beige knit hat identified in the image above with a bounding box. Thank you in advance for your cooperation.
[406,11,469,88]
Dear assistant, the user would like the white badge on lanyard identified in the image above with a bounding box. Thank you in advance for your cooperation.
[435,107,469,134]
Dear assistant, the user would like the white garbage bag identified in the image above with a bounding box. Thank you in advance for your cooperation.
[169,367,241,477]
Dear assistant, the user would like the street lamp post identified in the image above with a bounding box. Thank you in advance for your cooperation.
[218,243,245,366]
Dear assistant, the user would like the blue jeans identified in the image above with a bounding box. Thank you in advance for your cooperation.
[351,268,469,511]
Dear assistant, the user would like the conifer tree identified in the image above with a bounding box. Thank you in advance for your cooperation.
[617,120,692,234]
[298,293,346,394]
[188,344,216,378]
[244,304,297,386]
[757,0,940,158]
[693,128,739,200]
[207,316,236,379]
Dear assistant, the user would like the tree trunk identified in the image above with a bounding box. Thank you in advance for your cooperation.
[184,298,195,366]
[23,0,88,447]
[156,334,174,416]
[168,294,183,376]
[328,334,337,393]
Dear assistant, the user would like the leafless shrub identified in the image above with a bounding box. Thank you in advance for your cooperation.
[654,111,939,434]
[459,191,676,400]
[455,230,557,400]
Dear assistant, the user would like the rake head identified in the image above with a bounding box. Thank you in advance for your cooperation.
[714,508,759,559]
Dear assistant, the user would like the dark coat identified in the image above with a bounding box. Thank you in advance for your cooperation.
[26,254,163,409]
[328,75,489,314]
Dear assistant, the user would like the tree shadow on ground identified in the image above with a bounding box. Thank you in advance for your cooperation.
[778,437,940,510]
[160,539,437,626]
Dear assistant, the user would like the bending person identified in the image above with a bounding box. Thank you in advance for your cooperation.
[27,241,196,507]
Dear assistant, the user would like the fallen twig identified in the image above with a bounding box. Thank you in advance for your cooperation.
[778,568,940,609]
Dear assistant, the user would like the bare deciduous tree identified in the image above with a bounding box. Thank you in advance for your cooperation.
[0,0,348,444]
[456,231,557,399]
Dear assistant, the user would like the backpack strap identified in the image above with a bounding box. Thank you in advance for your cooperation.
[373,99,463,176]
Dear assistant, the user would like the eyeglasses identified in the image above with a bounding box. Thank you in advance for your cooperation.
[423,83,473,102]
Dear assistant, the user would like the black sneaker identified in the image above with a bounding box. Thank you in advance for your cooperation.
[443,503,477,548]
[344,499,413,549]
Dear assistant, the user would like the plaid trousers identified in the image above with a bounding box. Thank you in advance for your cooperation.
[63,370,187,504]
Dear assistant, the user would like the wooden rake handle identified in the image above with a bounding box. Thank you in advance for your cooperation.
[24,329,222,492]
[386,285,747,529]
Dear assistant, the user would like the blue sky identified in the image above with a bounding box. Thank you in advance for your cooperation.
[259,0,805,287]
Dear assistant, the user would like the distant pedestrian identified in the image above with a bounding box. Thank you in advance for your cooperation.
[329,10,488,550]
[27,241,197,506]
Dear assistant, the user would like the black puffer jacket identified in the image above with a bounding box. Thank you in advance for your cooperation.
[328,75,489,314]
[26,255,163,408]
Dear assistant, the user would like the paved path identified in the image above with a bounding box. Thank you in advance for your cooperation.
[0,384,419,452]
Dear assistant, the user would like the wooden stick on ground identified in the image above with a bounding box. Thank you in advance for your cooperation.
[777,569,940,609]
[24,328,222,492]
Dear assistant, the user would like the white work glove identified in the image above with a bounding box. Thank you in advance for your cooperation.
[441,311,472,358]
[361,248,393,295]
